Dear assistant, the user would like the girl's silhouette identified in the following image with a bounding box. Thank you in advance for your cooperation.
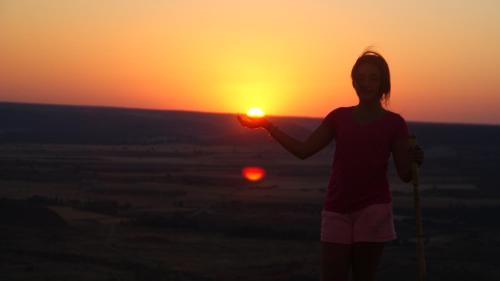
[237,50,423,281]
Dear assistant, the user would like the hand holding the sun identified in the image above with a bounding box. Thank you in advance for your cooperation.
[237,114,270,129]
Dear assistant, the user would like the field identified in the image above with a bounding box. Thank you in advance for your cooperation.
[1,141,500,281]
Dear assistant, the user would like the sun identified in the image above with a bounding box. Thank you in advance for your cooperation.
[246,107,265,118]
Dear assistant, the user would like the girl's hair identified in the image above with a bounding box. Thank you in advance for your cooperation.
[351,50,391,107]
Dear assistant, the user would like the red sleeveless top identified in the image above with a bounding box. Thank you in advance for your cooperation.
[321,106,410,213]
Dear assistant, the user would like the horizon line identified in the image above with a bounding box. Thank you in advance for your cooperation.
[1,100,499,127]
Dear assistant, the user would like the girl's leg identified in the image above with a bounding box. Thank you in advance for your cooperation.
[351,242,385,281]
[321,241,352,281]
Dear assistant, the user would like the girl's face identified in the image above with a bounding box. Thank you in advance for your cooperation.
[353,63,382,104]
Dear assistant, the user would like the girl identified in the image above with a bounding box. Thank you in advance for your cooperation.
[237,50,423,281]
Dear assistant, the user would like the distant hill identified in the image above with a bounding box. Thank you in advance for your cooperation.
[1,102,500,192]
[0,102,317,145]
[0,102,499,147]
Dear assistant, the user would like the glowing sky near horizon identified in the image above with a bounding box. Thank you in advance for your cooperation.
[1,0,499,124]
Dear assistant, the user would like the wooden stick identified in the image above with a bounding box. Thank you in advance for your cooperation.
[409,135,427,281]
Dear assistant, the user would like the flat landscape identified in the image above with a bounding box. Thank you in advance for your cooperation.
[1,103,500,280]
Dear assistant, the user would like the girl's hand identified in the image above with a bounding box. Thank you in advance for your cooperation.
[236,114,270,129]
[411,145,424,166]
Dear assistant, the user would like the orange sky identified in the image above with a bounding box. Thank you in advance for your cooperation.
[1,0,499,124]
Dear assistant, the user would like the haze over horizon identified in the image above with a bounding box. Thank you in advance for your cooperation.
[1,0,499,125]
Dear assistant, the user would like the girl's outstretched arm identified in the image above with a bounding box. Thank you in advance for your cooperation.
[237,114,335,160]
[263,121,335,160]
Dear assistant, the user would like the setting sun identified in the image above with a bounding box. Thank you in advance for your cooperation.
[246,107,265,118]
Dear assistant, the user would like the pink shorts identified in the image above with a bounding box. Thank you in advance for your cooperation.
[320,203,397,244]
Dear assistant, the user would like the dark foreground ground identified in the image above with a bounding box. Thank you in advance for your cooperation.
[1,143,499,281]
[1,102,500,280]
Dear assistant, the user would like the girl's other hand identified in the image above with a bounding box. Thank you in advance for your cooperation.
[237,114,270,129]
[411,145,424,166]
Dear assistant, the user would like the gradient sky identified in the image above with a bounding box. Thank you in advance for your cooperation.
[1,0,499,124]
